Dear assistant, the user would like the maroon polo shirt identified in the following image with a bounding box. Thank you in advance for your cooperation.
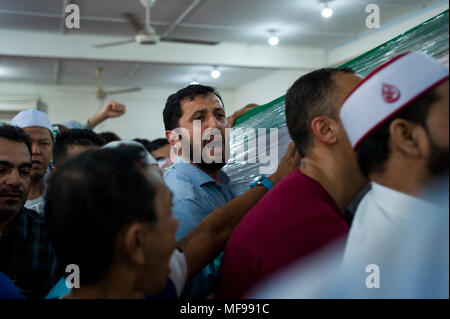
[215,169,349,298]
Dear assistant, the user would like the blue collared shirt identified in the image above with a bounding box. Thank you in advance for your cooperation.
[164,159,235,298]
[164,160,235,241]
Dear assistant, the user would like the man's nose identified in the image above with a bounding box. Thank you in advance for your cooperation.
[31,143,40,155]
[6,169,22,187]
[205,114,221,129]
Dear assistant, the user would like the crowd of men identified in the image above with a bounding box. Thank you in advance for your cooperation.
[0,51,448,299]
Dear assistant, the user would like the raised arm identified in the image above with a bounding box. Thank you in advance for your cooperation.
[87,101,127,129]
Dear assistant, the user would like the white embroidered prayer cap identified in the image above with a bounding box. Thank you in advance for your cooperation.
[10,109,54,136]
[340,51,449,149]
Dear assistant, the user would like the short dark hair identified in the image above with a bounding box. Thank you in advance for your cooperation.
[356,89,438,177]
[53,129,105,167]
[44,146,158,285]
[149,138,169,152]
[98,131,121,144]
[0,124,32,154]
[163,84,224,131]
[285,68,355,157]
[133,138,152,153]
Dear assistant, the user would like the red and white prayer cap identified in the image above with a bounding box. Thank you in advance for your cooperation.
[340,51,449,149]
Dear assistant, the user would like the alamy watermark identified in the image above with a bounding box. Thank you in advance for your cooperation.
[65,4,80,29]
[65,264,80,289]
[365,264,380,289]
[366,4,381,29]
[169,121,279,174]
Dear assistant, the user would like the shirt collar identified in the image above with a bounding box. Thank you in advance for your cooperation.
[371,182,439,219]
[174,158,230,187]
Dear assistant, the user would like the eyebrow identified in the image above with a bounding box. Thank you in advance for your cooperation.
[0,161,12,167]
[190,109,207,118]
[0,161,32,168]
[19,162,32,169]
[191,107,225,117]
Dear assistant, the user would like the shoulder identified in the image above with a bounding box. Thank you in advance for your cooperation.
[252,169,314,209]
[164,164,200,201]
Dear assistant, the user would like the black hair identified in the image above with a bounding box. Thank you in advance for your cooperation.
[149,138,169,152]
[285,68,355,157]
[44,146,158,285]
[356,88,438,177]
[163,84,224,131]
[53,129,105,167]
[0,124,32,154]
[98,131,121,144]
[133,138,152,153]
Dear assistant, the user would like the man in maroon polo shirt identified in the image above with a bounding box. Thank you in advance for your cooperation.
[215,68,369,298]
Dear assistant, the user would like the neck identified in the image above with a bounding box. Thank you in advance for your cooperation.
[193,163,221,183]
[300,151,368,213]
[179,153,222,183]
[28,176,45,201]
[370,158,429,198]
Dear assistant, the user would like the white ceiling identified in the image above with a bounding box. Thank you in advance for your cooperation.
[0,0,445,90]
[0,55,275,90]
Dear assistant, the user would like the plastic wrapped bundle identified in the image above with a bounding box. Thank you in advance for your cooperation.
[225,96,290,195]
[224,10,449,195]
[341,11,449,75]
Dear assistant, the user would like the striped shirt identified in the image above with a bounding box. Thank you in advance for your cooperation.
[0,208,62,299]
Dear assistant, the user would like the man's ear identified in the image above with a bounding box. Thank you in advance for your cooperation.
[389,119,426,158]
[311,117,339,145]
[165,131,178,146]
[122,223,147,266]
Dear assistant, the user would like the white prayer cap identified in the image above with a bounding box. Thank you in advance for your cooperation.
[10,109,53,136]
[340,51,449,149]
[102,140,158,165]
[60,120,85,130]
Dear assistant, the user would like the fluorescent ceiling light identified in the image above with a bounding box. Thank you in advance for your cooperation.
[268,36,279,46]
[211,69,221,79]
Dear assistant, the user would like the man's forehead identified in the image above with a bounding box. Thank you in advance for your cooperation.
[435,79,449,100]
[0,138,31,162]
[23,126,52,139]
[67,144,99,156]
[181,93,223,112]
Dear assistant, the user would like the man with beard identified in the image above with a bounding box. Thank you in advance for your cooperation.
[163,85,254,298]
[0,125,60,299]
[164,85,232,240]
[340,52,449,283]
[10,110,54,215]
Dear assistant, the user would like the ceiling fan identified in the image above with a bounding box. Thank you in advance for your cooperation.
[94,0,219,48]
[94,67,141,100]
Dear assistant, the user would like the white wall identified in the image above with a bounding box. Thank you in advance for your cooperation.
[232,70,308,108]
[0,81,235,140]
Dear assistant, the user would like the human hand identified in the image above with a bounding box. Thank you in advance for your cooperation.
[100,101,126,119]
[227,103,259,127]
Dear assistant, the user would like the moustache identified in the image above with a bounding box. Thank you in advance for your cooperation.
[0,186,25,198]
